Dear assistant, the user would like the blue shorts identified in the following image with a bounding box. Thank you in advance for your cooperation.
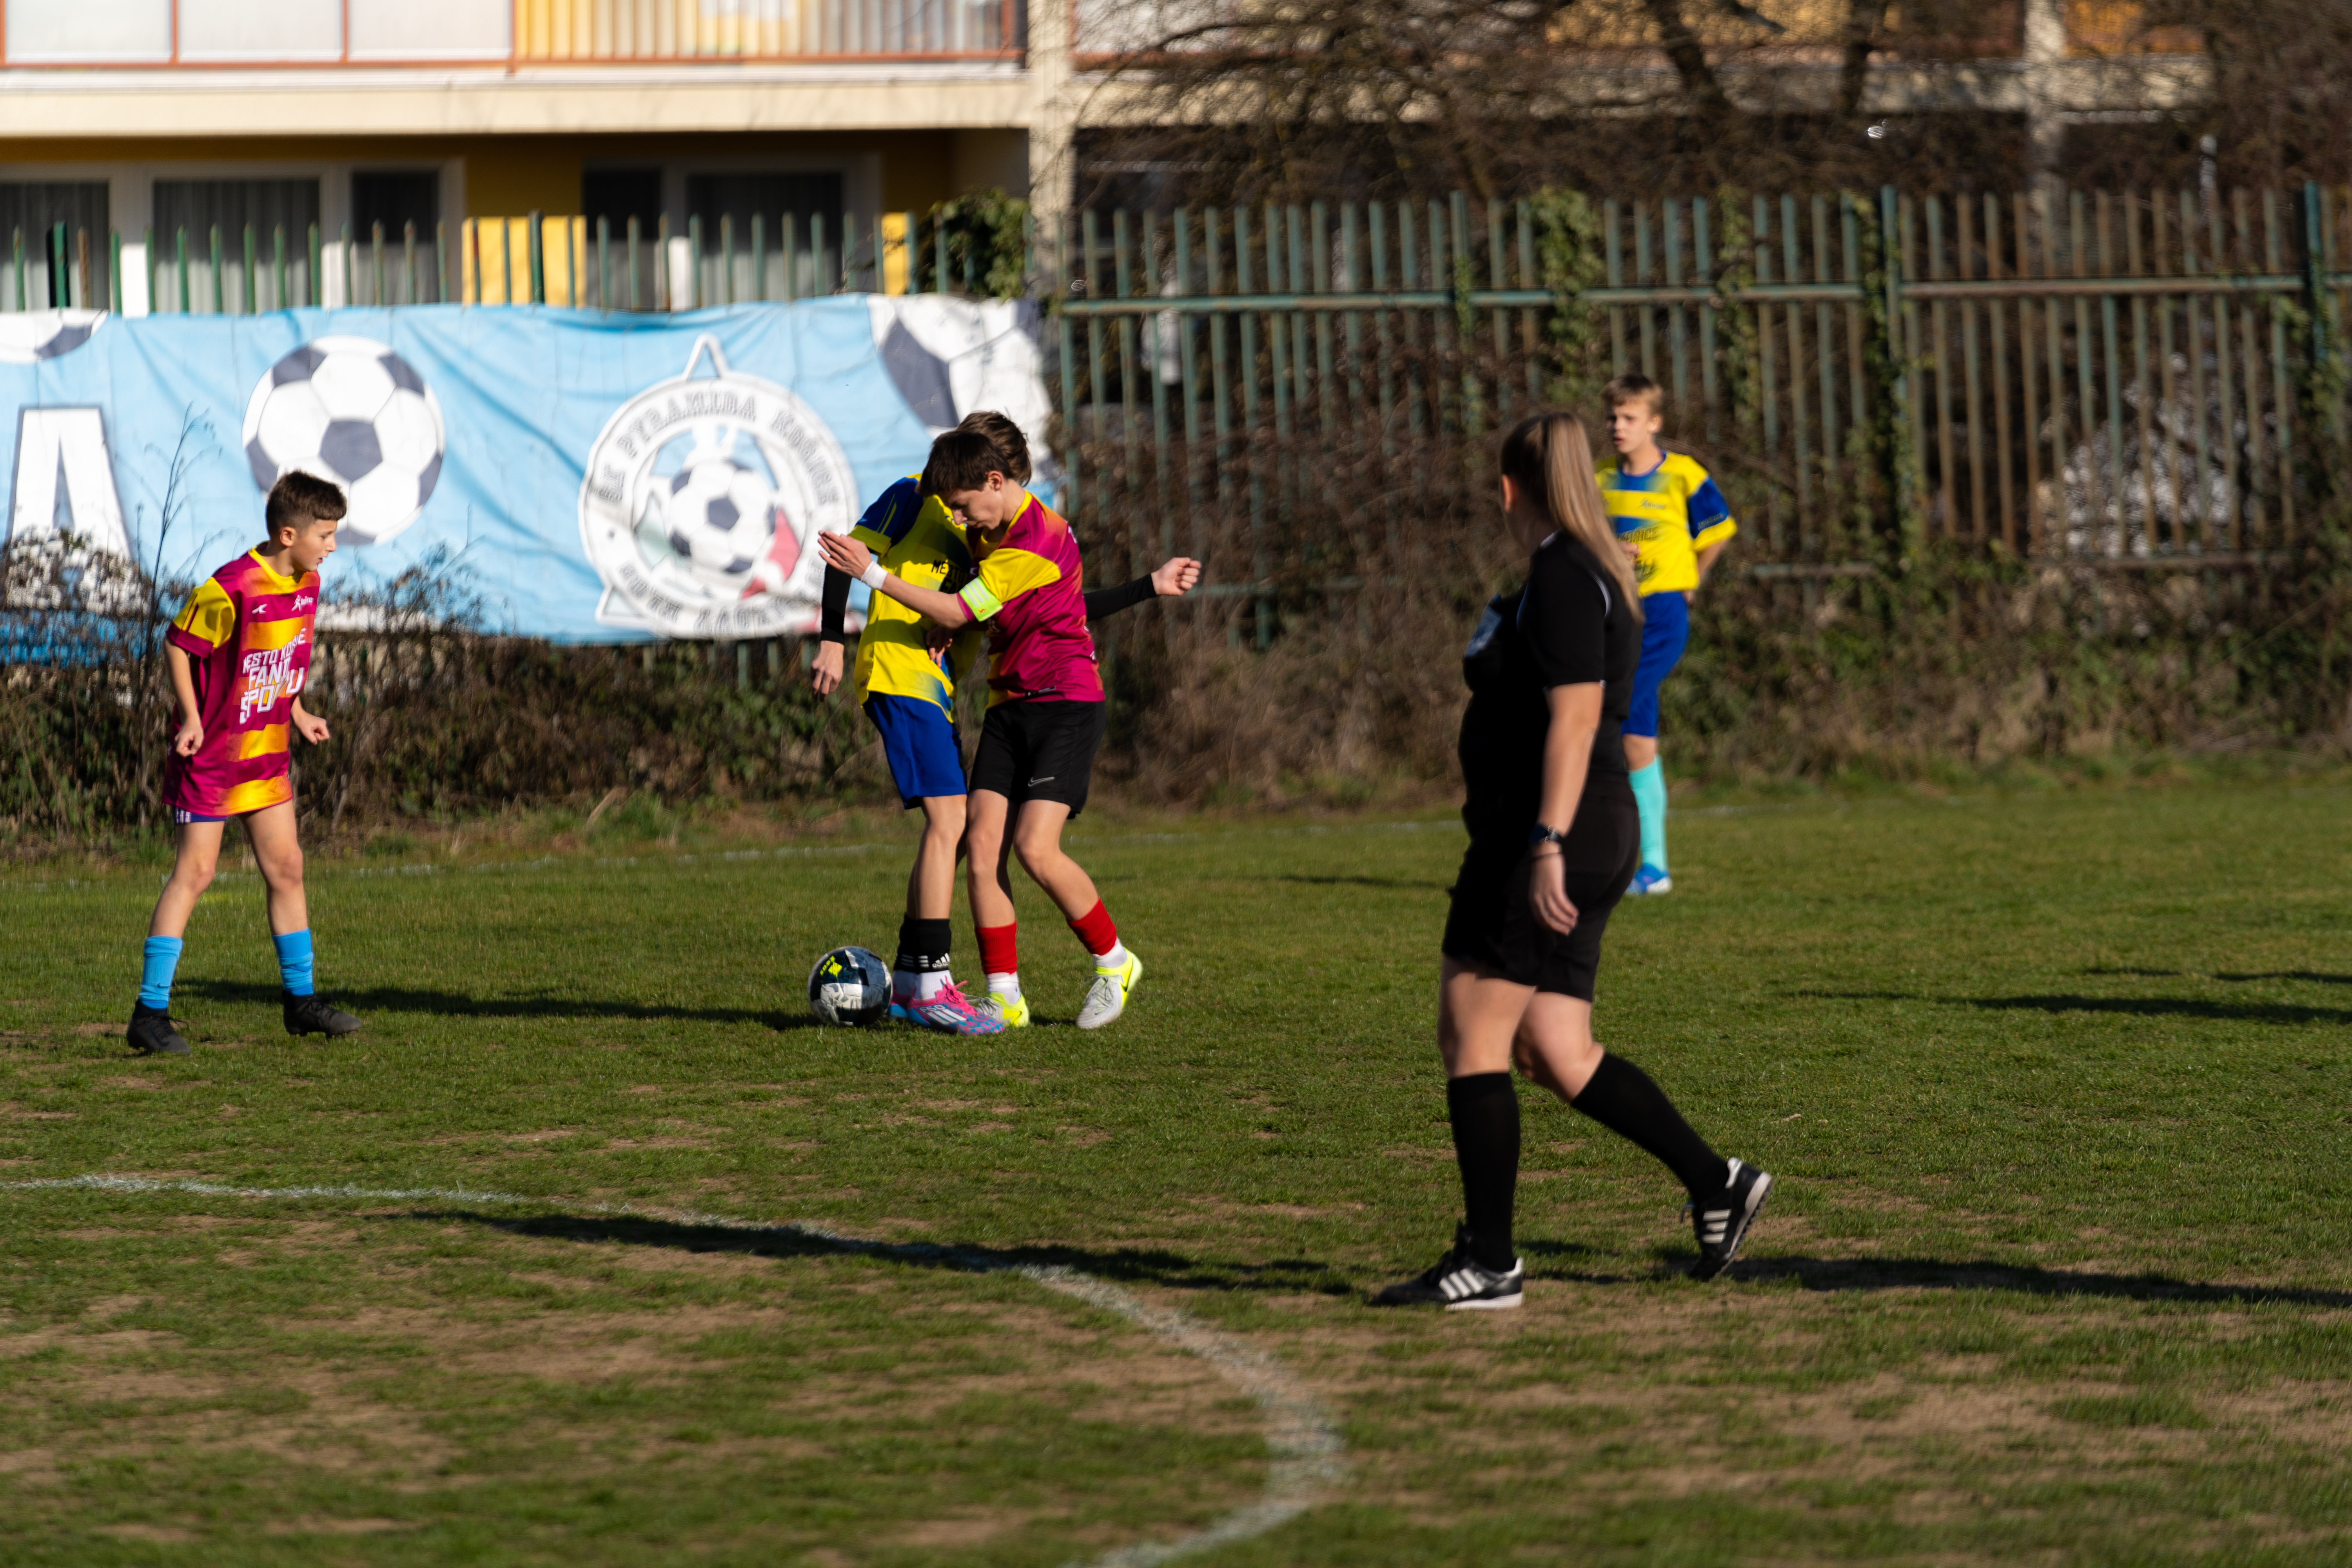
[1625,590,1690,740]
[171,808,229,826]
[865,695,966,808]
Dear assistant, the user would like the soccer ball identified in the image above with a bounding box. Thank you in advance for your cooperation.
[663,447,781,594]
[242,336,445,546]
[808,946,891,1027]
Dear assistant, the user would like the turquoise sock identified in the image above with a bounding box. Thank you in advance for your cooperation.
[273,930,315,997]
[139,936,183,1011]
[1630,760,1668,872]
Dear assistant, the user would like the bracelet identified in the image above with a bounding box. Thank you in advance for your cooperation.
[860,561,889,592]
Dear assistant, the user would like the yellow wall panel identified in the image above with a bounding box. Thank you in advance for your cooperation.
[880,211,909,295]
[506,216,534,302]
[475,218,508,304]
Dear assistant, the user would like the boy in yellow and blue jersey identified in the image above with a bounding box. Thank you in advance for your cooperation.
[1597,374,1737,896]
[811,411,1198,1033]
[813,415,1003,1036]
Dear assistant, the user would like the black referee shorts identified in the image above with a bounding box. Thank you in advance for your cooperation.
[968,699,1108,817]
[1441,784,1640,1001]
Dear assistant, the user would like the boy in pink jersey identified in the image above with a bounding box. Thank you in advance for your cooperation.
[818,427,1197,1030]
[128,471,362,1056]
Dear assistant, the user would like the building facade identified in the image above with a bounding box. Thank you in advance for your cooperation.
[0,0,1078,309]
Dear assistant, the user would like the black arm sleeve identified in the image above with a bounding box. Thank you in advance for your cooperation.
[1084,574,1158,621]
[819,563,851,642]
[1523,546,1609,690]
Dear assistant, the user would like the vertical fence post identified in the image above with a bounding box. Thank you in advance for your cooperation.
[1878,186,1921,561]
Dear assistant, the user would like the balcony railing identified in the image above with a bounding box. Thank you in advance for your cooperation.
[0,0,1023,66]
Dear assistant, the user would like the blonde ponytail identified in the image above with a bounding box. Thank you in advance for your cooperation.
[1500,412,1643,620]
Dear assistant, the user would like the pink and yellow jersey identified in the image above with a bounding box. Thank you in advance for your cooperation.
[955,493,1105,706]
[162,550,318,817]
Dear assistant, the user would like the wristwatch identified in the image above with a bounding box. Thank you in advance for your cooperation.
[1527,823,1567,849]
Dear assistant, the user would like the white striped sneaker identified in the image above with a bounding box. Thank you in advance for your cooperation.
[1688,1158,1773,1281]
[1372,1223,1524,1311]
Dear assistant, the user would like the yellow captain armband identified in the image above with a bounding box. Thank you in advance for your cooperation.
[959,579,1005,621]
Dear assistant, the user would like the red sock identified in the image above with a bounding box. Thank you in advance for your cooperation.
[1068,900,1118,959]
[976,922,1019,978]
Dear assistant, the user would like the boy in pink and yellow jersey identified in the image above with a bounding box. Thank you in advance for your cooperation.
[129,471,362,1056]
[819,427,1199,1032]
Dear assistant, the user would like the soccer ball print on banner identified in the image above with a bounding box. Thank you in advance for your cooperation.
[577,336,858,640]
[241,336,446,546]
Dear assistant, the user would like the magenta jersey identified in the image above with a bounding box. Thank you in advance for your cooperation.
[162,550,318,817]
[953,492,1105,706]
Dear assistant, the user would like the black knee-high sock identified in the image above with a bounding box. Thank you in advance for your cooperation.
[1570,1053,1730,1198]
[1446,1072,1520,1270]
[895,916,952,976]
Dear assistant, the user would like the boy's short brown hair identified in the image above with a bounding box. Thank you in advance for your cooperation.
[1603,372,1667,420]
[920,428,1007,499]
[954,410,1031,484]
[265,470,348,537]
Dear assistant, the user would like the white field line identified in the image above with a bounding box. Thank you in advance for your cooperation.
[5,1174,1346,1566]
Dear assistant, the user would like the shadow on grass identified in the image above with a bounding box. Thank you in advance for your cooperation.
[1967,995,2352,1025]
[2211,970,2352,986]
[2086,966,2352,986]
[390,1208,1352,1296]
[175,979,818,1031]
[1735,1255,2352,1308]
[1793,989,2352,1025]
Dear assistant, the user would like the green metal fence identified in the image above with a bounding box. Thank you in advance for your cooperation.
[20,184,2352,595]
[1048,183,2352,591]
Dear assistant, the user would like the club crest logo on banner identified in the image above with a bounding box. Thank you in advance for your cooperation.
[578,336,856,639]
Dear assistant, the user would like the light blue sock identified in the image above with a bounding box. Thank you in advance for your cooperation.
[139,936,184,1011]
[273,929,315,997]
[1630,760,1668,872]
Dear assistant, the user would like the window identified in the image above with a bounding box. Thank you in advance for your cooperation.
[582,168,664,234]
[353,171,440,242]
[4,0,171,63]
[686,172,846,241]
[0,182,113,307]
[152,179,322,247]
[150,179,322,312]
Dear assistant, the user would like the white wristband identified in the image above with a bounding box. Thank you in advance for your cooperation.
[860,561,889,592]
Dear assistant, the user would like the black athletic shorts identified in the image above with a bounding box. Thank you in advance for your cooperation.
[969,699,1108,817]
[1441,780,1639,1001]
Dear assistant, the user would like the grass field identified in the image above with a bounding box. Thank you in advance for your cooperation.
[5,782,2352,1566]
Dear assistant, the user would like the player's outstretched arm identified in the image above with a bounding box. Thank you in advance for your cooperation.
[1151,556,1203,597]
[1084,557,1202,621]
[812,559,851,696]
[816,530,974,629]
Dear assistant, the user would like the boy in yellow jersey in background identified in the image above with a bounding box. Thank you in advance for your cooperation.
[1596,374,1737,896]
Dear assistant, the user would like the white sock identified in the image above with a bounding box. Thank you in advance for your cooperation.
[910,969,953,1002]
[1094,941,1131,973]
[987,971,1022,998]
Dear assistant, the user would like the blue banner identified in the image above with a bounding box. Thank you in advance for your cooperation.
[0,298,1053,641]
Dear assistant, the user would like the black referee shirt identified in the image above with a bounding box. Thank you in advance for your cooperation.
[1457,531,1639,842]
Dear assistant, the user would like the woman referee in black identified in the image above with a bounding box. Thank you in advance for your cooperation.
[1376,412,1772,1310]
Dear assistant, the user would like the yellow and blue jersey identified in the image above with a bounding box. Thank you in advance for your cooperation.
[1596,450,1737,597]
[847,475,985,715]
